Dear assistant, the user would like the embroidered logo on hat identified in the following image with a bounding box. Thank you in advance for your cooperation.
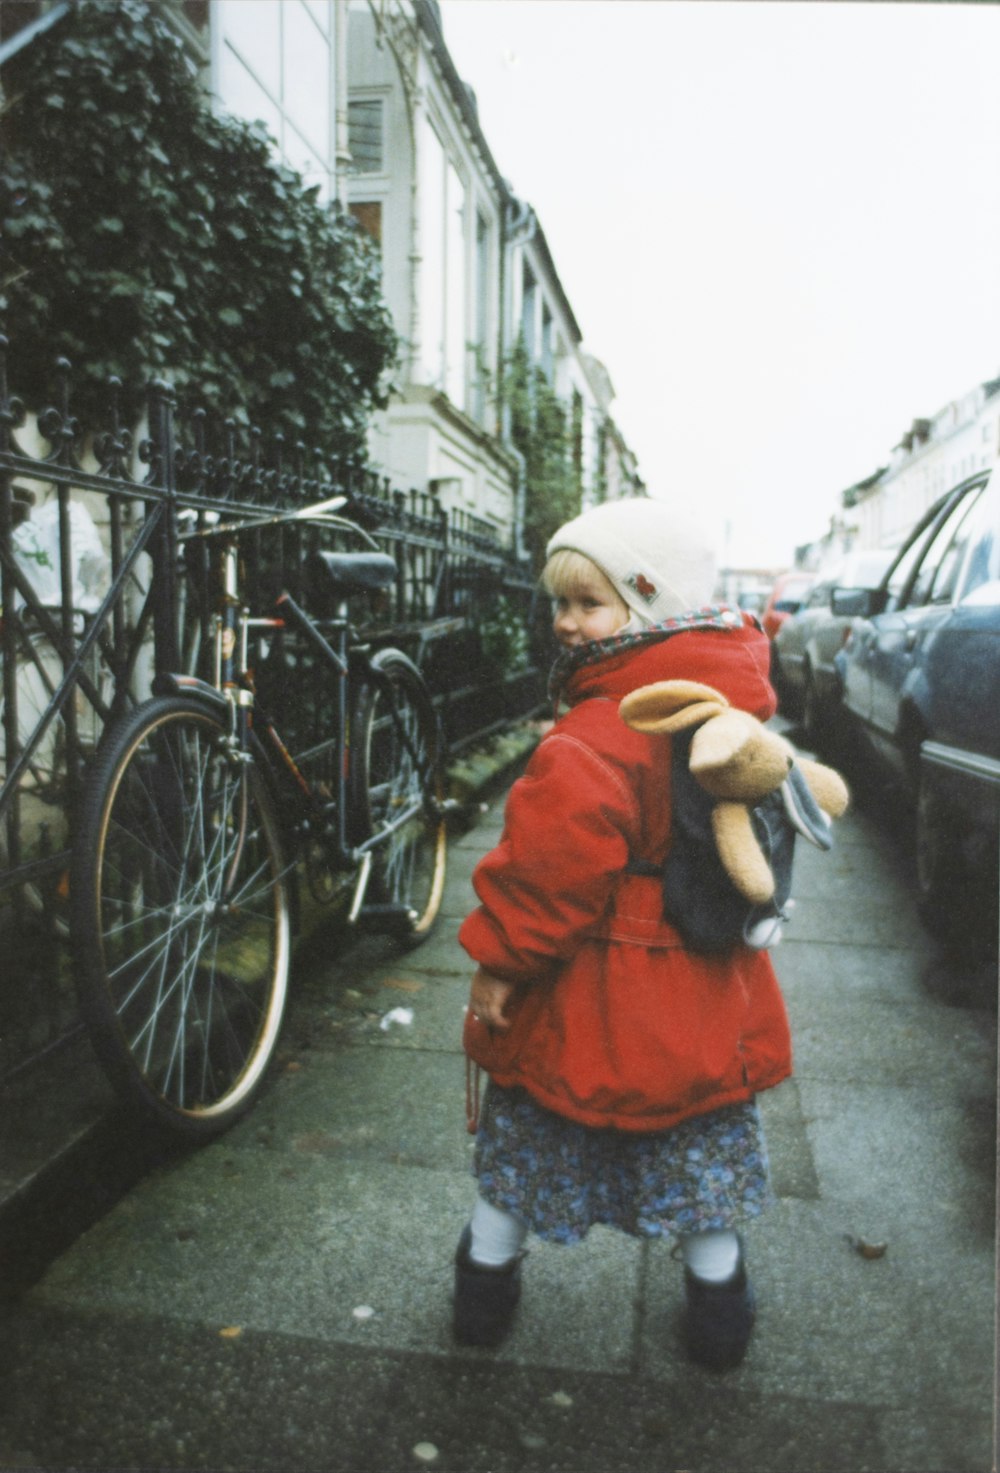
[626,570,659,604]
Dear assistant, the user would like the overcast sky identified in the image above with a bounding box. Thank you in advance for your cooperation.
[439,0,1000,569]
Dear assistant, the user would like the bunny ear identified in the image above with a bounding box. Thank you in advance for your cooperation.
[619,680,729,734]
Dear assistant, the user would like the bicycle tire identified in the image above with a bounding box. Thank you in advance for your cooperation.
[70,694,291,1138]
[349,649,447,943]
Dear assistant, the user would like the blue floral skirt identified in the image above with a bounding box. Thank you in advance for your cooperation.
[473,1082,772,1245]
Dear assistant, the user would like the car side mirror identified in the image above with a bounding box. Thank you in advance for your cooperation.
[831,586,886,618]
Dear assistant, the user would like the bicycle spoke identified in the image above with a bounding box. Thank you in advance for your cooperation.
[353,652,446,942]
[74,698,290,1134]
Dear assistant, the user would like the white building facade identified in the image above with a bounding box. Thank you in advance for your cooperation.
[343,0,519,534]
[342,0,642,542]
[846,377,1000,553]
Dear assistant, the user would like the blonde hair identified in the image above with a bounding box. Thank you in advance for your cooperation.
[542,548,624,608]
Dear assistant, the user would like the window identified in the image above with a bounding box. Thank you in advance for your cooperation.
[907,492,979,608]
[472,212,491,424]
[521,265,537,358]
[885,522,936,612]
[417,120,468,410]
[349,201,382,244]
[215,0,334,201]
[541,308,554,383]
[806,583,834,609]
[928,492,983,605]
[418,123,446,386]
[571,391,584,490]
[348,99,384,175]
[958,480,1000,604]
[445,161,466,408]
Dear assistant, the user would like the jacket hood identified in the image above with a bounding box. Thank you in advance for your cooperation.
[560,608,776,721]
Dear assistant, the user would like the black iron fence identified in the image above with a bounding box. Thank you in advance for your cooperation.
[0,341,550,1081]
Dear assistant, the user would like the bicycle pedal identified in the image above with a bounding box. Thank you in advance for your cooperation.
[354,902,417,932]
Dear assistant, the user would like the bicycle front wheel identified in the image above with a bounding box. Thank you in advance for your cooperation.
[71,695,291,1137]
[350,649,447,942]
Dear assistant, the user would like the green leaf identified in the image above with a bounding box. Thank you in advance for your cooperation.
[0,0,396,460]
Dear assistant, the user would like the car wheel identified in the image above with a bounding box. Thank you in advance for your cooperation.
[801,666,823,745]
[771,650,797,719]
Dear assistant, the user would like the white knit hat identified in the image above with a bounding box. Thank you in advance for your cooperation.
[546,498,717,623]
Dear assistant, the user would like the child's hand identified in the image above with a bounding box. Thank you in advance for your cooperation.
[469,966,516,1032]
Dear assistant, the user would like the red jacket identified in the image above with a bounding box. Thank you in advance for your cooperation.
[459,616,792,1133]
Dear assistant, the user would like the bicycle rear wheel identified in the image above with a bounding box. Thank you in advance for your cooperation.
[350,649,447,942]
[71,694,291,1137]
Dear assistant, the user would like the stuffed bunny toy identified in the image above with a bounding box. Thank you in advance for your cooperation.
[620,679,850,950]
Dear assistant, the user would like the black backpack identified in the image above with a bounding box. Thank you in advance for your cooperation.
[631,726,834,953]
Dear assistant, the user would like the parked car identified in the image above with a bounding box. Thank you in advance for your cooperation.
[736,588,767,615]
[832,467,1000,943]
[772,546,895,743]
[761,570,815,641]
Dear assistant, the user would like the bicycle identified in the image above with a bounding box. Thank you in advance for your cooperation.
[69,496,452,1138]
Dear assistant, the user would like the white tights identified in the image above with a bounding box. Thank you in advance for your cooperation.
[469,1195,529,1266]
[468,1195,740,1281]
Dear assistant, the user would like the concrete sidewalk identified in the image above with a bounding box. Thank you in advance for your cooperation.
[0,742,996,1473]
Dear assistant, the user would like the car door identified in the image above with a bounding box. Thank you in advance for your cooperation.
[918,476,1000,768]
[867,478,988,775]
[840,514,934,727]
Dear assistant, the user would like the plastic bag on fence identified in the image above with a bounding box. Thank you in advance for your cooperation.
[10,499,109,617]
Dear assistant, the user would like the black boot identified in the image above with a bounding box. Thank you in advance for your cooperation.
[681,1239,756,1371]
[453,1224,524,1347]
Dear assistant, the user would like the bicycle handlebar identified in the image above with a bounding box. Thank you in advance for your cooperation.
[178,495,380,549]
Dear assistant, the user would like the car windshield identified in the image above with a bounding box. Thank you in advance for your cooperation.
[958,480,999,602]
[839,549,894,588]
[774,577,812,611]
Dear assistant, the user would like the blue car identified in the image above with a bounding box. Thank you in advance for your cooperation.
[833,467,1000,945]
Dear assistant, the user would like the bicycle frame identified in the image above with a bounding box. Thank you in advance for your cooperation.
[160,529,442,928]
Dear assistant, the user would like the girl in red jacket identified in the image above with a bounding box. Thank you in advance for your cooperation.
[454,497,791,1371]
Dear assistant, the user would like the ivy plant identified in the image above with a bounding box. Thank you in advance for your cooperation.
[0,0,397,470]
[503,338,581,567]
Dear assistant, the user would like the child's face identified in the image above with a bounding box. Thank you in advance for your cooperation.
[552,567,630,648]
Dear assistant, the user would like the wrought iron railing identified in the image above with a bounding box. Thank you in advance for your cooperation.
[0,341,549,1080]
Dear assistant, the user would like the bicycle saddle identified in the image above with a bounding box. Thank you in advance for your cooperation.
[304,550,397,601]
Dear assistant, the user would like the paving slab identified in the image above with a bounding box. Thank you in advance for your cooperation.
[641,1197,993,1431]
[29,1152,643,1377]
[796,1077,996,1235]
[782,987,996,1096]
[223,1047,473,1171]
[0,1303,894,1473]
[773,936,978,1009]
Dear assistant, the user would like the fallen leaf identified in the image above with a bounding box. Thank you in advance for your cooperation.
[845,1233,888,1259]
[384,977,425,994]
[284,1060,302,1073]
[218,1326,242,1339]
[857,1238,888,1260]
